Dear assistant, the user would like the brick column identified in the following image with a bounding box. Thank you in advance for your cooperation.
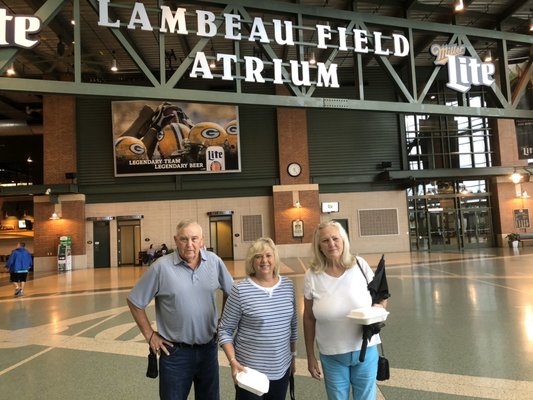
[33,95,86,270]
[273,184,320,244]
[273,87,320,243]
[43,95,77,183]
[489,119,530,245]
[33,194,86,271]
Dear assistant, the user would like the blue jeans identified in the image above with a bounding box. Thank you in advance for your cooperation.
[159,340,220,400]
[319,345,378,400]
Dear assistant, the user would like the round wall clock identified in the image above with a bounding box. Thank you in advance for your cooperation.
[287,162,302,177]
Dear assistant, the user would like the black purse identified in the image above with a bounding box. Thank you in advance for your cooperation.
[146,347,158,378]
[289,372,296,400]
[376,343,390,381]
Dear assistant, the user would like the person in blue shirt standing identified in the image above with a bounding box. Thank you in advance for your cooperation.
[127,219,234,400]
[218,237,298,400]
[6,242,33,297]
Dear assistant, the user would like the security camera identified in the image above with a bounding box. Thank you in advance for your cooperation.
[45,188,51,195]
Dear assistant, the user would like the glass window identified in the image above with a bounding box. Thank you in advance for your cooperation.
[405,90,492,171]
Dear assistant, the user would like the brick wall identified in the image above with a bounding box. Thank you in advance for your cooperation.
[33,195,86,257]
[273,186,320,244]
[43,96,77,184]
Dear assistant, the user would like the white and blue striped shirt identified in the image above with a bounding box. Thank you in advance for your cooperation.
[218,276,298,380]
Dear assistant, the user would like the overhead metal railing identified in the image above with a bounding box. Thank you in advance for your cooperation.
[0,0,531,119]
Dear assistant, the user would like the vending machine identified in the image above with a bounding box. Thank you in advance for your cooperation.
[57,236,72,271]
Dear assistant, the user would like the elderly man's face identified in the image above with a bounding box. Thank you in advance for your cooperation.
[174,223,204,264]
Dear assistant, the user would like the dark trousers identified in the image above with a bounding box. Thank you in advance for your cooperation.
[159,340,219,400]
[235,367,291,400]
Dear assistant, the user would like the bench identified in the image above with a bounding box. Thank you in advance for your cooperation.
[519,233,533,247]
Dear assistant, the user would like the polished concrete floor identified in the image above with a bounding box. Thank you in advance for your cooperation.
[1,247,533,399]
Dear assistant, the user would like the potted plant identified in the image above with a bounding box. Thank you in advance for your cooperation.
[506,233,520,248]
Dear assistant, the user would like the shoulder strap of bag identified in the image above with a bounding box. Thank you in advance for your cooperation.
[356,258,369,285]
[290,372,296,400]
[379,342,385,356]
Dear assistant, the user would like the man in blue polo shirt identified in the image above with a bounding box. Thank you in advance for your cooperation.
[127,219,233,400]
[6,242,32,297]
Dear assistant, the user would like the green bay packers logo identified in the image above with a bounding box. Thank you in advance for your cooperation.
[115,136,148,160]
[188,122,227,147]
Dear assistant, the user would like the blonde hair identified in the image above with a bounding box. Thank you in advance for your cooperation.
[309,220,355,273]
[245,237,280,277]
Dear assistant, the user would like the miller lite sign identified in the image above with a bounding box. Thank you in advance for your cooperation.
[430,44,495,93]
[0,8,41,48]
[206,146,225,172]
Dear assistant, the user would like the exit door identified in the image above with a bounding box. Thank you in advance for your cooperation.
[209,216,233,260]
[117,219,142,266]
[429,208,460,251]
[93,221,110,268]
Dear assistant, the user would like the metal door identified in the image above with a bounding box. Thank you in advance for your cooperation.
[334,218,349,236]
[209,216,233,259]
[428,208,460,251]
[461,209,492,248]
[117,220,141,266]
[93,221,110,268]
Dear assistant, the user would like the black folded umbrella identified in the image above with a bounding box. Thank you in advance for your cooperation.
[368,255,391,305]
[359,322,385,362]
[359,255,390,362]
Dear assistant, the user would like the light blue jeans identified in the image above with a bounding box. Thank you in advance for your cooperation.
[319,345,378,400]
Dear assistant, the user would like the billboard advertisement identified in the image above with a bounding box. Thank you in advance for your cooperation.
[112,100,240,176]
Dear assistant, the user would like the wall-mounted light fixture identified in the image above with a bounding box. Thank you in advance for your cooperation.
[49,195,62,220]
[484,49,492,63]
[510,170,531,199]
[511,171,522,184]
[454,0,464,12]
[292,191,301,209]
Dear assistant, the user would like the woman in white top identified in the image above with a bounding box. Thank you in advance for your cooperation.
[218,237,297,400]
[303,221,388,400]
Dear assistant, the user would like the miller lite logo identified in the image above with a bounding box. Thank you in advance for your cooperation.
[0,8,41,49]
[430,44,495,94]
[206,146,225,172]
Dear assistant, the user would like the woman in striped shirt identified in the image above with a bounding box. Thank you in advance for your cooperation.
[218,237,298,400]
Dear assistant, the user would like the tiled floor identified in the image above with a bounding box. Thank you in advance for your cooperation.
[1,247,533,399]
